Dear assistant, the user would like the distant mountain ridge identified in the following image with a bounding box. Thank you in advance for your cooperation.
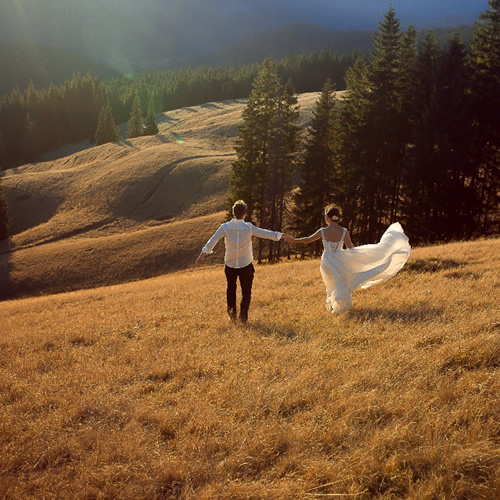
[0,0,484,76]
[0,23,476,94]
[193,23,475,69]
[0,42,121,94]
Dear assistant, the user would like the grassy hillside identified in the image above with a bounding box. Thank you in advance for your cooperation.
[0,92,323,299]
[0,238,499,498]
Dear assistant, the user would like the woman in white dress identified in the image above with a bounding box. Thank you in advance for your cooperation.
[290,205,411,313]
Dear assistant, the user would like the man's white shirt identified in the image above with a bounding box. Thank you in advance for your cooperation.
[201,218,283,268]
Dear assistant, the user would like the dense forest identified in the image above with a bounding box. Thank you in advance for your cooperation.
[229,2,499,251]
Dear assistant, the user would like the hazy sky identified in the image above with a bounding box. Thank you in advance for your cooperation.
[0,0,490,70]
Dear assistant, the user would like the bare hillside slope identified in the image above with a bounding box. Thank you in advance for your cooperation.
[0,92,326,299]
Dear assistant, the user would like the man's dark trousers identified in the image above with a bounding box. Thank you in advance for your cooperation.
[224,263,254,322]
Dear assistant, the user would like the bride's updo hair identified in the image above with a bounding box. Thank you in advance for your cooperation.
[324,204,341,221]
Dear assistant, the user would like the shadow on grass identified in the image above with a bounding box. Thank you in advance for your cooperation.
[347,304,444,323]
[200,102,223,110]
[444,270,480,280]
[157,114,180,124]
[404,257,465,274]
[247,321,300,341]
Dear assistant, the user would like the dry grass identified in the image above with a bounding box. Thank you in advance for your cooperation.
[1,238,499,499]
[0,93,326,299]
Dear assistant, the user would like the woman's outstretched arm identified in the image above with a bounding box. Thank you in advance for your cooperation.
[289,229,322,244]
[345,231,354,248]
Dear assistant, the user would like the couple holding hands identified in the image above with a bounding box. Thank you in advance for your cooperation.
[197,200,411,324]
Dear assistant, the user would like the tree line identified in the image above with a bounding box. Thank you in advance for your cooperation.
[229,1,499,256]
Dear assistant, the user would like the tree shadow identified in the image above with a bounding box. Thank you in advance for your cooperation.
[156,134,169,144]
[157,114,180,124]
[200,103,223,110]
[403,257,465,274]
[225,99,246,105]
[444,270,480,280]
[347,303,444,323]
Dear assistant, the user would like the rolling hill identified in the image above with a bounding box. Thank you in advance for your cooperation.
[0,92,326,299]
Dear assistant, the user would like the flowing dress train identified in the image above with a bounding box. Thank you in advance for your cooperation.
[320,222,411,313]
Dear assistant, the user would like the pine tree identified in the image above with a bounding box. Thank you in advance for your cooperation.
[266,79,301,260]
[405,31,441,238]
[293,79,338,254]
[392,25,418,222]
[23,113,36,162]
[127,92,144,138]
[470,0,500,133]
[0,133,6,169]
[0,178,9,241]
[341,7,408,242]
[365,7,407,232]
[0,88,26,167]
[338,57,371,238]
[469,0,500,235]
[406,36,475,241]
[94,101,121,146]
[230,59,281,223]
[427,36,475,239]
[229,58,282,262]
[143,98,159,136]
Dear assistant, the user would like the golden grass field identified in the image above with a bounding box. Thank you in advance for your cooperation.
[0,92,327,299]
[1,237,499,499]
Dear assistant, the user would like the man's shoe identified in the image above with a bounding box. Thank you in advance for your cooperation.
[227,308,237,322]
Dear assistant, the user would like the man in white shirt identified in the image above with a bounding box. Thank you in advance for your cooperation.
[197,200,293,324]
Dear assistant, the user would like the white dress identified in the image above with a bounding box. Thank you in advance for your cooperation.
[320,222,411,313]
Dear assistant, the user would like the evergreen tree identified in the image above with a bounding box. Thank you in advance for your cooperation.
[424,36,475,239]
[341,7,408,241]
[0,133,6,169]
[230,59,281,221]
[127,92,144,138]
[22,113,36,162]
[94,101,121,146]
[469,0,500,235]
[64,73,105,143]
[405,31,441,238]
[470,0,500,133]
[229,58,282,262]
[339,57,371,231]
[293,79,339,254]
[0,178,9,241]
[0,88,26,167]
[143,98,159,136]
[366,7,408,232]
[266,79,301,260]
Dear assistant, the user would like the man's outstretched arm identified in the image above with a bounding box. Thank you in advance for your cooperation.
[250,224,282,241]
[197,225,225,266]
